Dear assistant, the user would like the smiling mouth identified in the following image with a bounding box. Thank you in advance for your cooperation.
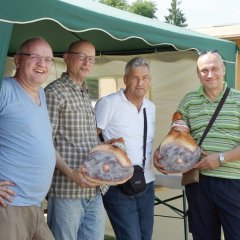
[35,69,45,74]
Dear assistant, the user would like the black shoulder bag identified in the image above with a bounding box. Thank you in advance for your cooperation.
[182,87,230,185]
[119,108,147,195]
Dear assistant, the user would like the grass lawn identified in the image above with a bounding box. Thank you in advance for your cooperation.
[104,235,116,240]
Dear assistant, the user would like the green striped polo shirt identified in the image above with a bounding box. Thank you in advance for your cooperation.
[177,83,240,179]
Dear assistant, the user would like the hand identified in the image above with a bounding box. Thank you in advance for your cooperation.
[153,148,169,174]
[0,181,16,207]
[103,138,116,145]
[194,151,220,170]
[69,166,100,188]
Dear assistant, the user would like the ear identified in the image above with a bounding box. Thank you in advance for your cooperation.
[123,75,127,85]
[14,55,20,68]
[223,65,226,75]
[63,53,68,63]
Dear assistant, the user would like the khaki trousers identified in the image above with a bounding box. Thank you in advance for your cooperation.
[0,205,54,240]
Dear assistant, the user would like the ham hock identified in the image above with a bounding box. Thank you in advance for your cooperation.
[158,112,201,173]
[83,138,134,185]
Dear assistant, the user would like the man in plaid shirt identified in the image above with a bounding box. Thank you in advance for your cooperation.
[45,40,107,240]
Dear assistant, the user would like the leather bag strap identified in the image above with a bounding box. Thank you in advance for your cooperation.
[199,87,230,146]
[143,108,147,168]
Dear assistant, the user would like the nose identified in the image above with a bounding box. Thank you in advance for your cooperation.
[138,77,145,84]
[38,58,46,65]
[206,70,215,78]
[36,56,53,66]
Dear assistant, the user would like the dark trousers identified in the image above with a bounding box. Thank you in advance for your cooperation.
[186,175,240,240]
[103,182,154,240]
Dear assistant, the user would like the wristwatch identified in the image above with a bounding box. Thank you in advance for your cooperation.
[218,153,225,165]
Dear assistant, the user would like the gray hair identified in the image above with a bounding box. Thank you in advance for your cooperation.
[124,57,150,75]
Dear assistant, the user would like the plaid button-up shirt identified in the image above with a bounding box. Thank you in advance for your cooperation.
[45,72,108,198]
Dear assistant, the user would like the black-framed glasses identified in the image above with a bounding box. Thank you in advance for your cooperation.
[199,49,218,56]
[68,52,96,64]
[18,53,54,65]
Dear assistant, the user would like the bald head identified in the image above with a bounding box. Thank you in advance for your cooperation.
[196,50,226,97]
[17,37,52,55]
[197,51,225,74]
[67,40,95,53]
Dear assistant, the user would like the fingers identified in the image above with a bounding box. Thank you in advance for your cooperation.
[201,149,207,156]
[153,149,160,164]
[0,198,7,207]
[194,156,219,170]
[0,190,14,207]
[0,181,16,207]
[153,148,169,174]
[154,167,169,175]
[153,159,168,175]
[80,178,100,188]
[0,181,16,196]
[70,168,100,188]
[80,166,88,173]
[0,180,15,187]
[193,162,202,169]
[104,138,116,145]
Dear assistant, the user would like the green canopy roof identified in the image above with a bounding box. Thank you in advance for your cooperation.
[0,0,237,86]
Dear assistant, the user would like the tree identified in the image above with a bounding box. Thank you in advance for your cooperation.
[129,0,157,19]
[99,0,157,19]
[99,0,128,10]
[165,0,187,27]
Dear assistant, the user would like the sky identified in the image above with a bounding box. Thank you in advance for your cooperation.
[129,0,240,29]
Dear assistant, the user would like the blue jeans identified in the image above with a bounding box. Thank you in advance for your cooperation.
[103,182,155,240]
[47,193,105,240]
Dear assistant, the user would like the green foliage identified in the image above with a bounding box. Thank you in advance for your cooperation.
[99,0,157,19]
[99,0,128,10]
[164,0,188,27]
[129,0,157,18]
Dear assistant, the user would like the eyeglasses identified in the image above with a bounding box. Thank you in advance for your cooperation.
[199,49,219,56]
[68,52,96,64]
[18,53,54,65]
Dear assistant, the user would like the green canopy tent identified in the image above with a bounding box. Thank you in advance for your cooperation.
[0,3,238,237]
[0,0,237,87]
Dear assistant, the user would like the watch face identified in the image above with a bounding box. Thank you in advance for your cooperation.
[219,153,224,162]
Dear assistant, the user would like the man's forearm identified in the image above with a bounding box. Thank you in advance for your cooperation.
[55,151,72,179]
[223,146,240,163]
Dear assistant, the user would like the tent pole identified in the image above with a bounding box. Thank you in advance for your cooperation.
[0,22,12,87]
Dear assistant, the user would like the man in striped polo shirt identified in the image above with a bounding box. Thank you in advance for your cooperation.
[179,51,240,239]
[155,50,240,240]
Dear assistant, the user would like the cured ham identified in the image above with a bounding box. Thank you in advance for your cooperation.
[158,112,201,173]
[83,138,134,184]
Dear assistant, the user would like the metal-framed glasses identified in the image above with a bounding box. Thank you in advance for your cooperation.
[18,53,54,65]
[68,52,97,64]
[199,49,218,56]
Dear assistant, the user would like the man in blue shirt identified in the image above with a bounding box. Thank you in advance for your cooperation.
[0,37,56,240]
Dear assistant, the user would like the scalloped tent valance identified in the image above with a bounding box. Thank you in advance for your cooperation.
[0,0,237,86]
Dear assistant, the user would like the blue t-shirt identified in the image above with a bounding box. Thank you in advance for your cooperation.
[0,77,56,206]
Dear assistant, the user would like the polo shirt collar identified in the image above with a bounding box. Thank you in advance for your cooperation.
[119,88,147,109]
